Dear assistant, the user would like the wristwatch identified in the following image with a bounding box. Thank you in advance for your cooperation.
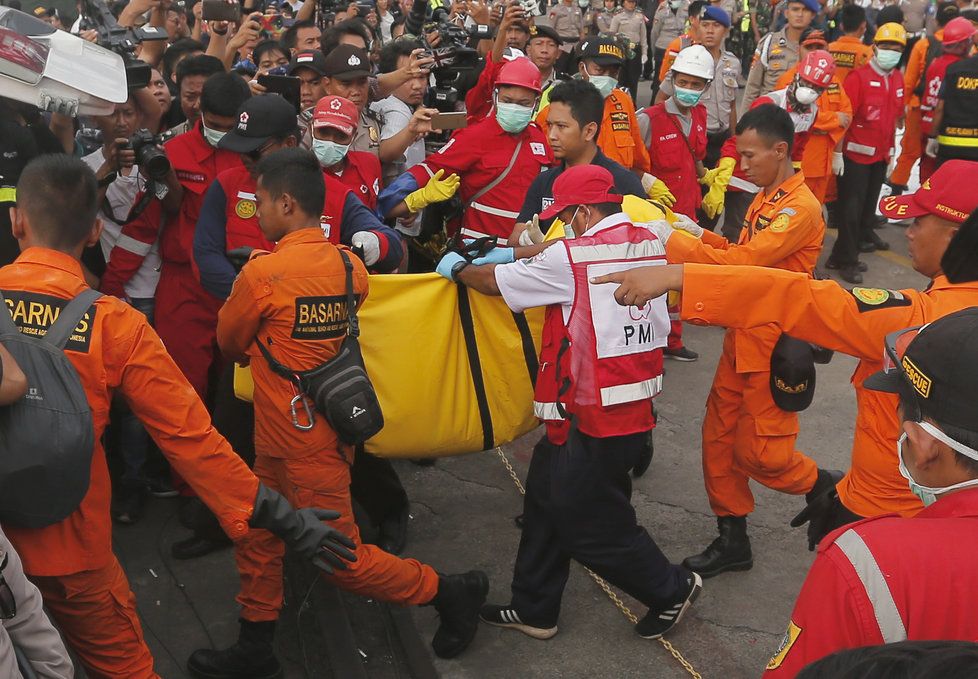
[450,259,470,281]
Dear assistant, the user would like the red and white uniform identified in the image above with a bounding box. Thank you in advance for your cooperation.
[495,212,668,443]
[921,53,963,135]
[407,115,553,241]
[765,488,978,677]
[326,151,382,211]
[639,102,708,219]
[842,62,905,165]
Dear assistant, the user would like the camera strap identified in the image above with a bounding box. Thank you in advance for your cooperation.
[102,181,156,227]
[463,140,523,212]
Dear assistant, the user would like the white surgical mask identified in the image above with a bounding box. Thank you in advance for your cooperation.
[897,425,978,507]
[201,122,226,148]
[875,48,902,71]
[495,100,536,133]
[793,85,820,105]
[584,65,617,98]
[312,138,351,168]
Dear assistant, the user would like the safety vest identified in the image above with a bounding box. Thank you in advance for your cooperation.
[641,102,707,219]
[921,54,962,134]
[533,215,668,440]
[844,64,905,164]
[218,166,353,252]
[937,56,978,158]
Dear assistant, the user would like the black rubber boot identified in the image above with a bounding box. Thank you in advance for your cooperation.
[430,570,489,659]
[187,619,282,679]
[681,516,753,579]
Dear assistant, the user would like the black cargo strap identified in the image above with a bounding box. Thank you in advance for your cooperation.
[554,336,572,419]
[511,311,538,386]
[456,283,495,451]
[0,289,101,349]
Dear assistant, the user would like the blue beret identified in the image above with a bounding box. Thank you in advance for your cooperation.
[788,0,821,14]
[702,5,731,26]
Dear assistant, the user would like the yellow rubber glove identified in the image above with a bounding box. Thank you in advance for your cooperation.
[404,169,461,213]
[700,156,735,219]
[641,173,676,207]
[699,166,721,189]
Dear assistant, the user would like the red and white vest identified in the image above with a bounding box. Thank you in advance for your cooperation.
[921,54,962,135]
[532,215,668,442]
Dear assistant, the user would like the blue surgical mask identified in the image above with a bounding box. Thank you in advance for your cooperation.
[875,48,902,71]
[313,138,351,167]
[585,65,618,98]
[495,101,535,134]
[201,122,227,148]
[673,86,703,107]
[897,427,978,506]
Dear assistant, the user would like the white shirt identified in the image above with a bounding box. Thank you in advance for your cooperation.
[371,95,428,236]
[82,149,162,300]
[494,212,633,321]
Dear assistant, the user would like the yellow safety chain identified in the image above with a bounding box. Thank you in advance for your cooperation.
[494,447,703,679]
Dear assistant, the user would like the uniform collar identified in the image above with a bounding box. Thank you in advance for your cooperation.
[187,119,219,163]
[272,227,327,251]
[14,247,86,280]
[916,487,978,519]
[581,211,630,236]
[760,170,805,202]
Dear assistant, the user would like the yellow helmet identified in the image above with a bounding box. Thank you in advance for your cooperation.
[874,22,907,46]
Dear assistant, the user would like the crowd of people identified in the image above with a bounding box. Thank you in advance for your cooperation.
[1,0,978,675]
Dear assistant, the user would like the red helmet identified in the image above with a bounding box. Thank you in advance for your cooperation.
[496,57,543,94]
[798,49,836,88]
[943,17,977,46]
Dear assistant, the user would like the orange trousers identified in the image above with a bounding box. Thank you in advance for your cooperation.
[701,337,819,517]
[890,107,922,187]
[804,175,831,204]
[31,557,158,679]
[236,450,439,622]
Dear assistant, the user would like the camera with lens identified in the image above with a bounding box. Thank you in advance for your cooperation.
[124,129,170,181]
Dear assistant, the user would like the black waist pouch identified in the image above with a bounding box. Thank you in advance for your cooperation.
[259,249,384,445]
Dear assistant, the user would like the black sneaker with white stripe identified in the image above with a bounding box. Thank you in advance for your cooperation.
[480,604,558,640]
[635,570,702,639]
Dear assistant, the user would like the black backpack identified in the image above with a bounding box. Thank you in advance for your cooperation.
[0,289,100,528]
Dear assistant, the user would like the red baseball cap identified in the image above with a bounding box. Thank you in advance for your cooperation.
[312,96,358,136]
[878,160,978,224]
[540,165,623,220]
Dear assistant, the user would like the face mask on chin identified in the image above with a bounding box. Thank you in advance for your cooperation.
[897,425,978,507]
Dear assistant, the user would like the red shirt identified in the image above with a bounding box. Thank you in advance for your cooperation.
[765,487,978,677]
[326,151,381,211]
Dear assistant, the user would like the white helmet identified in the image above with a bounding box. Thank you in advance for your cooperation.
[671,45,715,81]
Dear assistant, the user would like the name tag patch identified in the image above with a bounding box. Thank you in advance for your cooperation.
[530,142,547,156]
[1,290,97,352]
[292,295,350,340]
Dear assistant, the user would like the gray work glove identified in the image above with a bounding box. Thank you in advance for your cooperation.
[249,484,357,573]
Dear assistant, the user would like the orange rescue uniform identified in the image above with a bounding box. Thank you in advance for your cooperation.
[827,35,874,82]
[0,248,260,679]
[536,89,652,174]
[665,172,825,517]
[217,229,438,623]
[658,34,700,82]
[891,31,942,187]
[775,66,853,202]
[680,267,978,518]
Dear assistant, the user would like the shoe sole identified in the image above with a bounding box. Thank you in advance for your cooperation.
[684,558,753,579]
[480,616,558,640]
[638,573,703,640]
[664,354,697,362]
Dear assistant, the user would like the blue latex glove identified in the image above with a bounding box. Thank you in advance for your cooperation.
[436,251,467,281]
[471,247,515,265]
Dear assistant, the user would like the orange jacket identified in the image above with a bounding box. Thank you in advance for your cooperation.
[658,33,700,82]
[681,267,978,518]
[775,67,853,178]
[217,228,369,459]
[0,248,258,576]
[827,35,874,83]
[904,30,943,108]
[537,89,652,174]
[666,171,824,372]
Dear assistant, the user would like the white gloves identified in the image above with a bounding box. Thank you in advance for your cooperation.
[671,212,704,238]
[351,231,381,266]
[517,214,546,246]
[925,137,939,158]
[645,220,676,244]
[832,151,844,176]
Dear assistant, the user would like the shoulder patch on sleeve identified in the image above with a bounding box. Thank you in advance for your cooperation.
[768,213,790,233]
[767,620,802,670]
[850,287,912,312]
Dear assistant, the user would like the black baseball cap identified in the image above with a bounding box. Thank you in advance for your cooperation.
[288,50,328,76]
[769,335,816,412]
[528,24,562,45]
[323,44,371,80]
[864,308,978,432]
[219,95,299,153]
[578,37,625,66]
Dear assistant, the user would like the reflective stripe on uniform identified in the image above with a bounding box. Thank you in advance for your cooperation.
[460,227,492,240]
[728,175,761,193]
[846,141,877,155]
[469,201,520,219]
[115,234,154,257]
[533,401,566,421]
[834,529,908,644]
[568,239,666,263]
[937,135,978,148]
[600,375,663,407]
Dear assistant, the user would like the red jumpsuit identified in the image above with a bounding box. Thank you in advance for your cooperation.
[764,488,978,677]
[0,248,260,679]
[217,230,439,621]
